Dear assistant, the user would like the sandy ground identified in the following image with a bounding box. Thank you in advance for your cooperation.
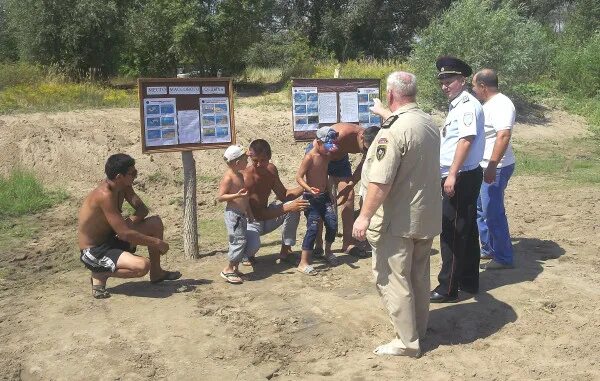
[0,102,599,381]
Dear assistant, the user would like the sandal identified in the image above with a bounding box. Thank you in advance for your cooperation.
[296,265,318,276]
[220,271,243,284]
[151,270,182,284]
[241,256,256,266]
[92,284,110,299]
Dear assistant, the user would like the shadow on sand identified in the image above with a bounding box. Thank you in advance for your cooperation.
[425,236,564,352]
[108,278,212,298]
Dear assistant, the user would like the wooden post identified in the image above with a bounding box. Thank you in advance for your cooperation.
[181,150,199,258]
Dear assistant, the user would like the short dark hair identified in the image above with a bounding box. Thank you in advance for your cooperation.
[249,139,271,159]
[105,153,135,180]
[475,69,499,88]
[363,126,381,146]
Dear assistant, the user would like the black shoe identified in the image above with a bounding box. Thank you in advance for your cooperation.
[430,291,458,303]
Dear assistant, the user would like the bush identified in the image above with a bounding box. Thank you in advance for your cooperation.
[0,170,68,217]
[408,0,554,109]
[0,62,46,90]
[553,32,600,98]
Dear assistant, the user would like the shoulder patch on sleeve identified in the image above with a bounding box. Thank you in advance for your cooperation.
[377,137,388,144]
[376,145,387,161]
[463,112,473,126]
[381,115,399,129]
[462,95,470,103]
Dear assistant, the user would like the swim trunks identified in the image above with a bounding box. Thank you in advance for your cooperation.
[80,235,136,272]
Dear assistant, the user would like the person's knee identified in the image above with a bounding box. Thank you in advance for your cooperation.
[134,258,150,276]
[147,215,164,235]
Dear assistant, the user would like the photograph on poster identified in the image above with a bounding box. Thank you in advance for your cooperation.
[214,103,228,114]
[162,129,176,139]
[216,127,229,137]
[203,127,216,136]
[215,115,229,125]
[295,105,307,114]
[369,93,377,102]
[371,115,382,125]
[202,104,215,114]
[147,130,161,140]
[358,94,369,103]
[147,117,160,127]
[358,104,369,113]
[307,115,319,124]
[146,105,160,114]
[160,104,175,114]
[359,113,370,123]
[161,116,175,125]
[294,92,307,103]
[202,116,216,126]
[307,103,318,113]
[295,116,307,125]
[307,93,318,102]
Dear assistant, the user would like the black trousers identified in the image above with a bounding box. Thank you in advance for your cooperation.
[434,166,483,297]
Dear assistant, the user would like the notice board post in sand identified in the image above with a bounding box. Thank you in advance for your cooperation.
[138,77,236,259]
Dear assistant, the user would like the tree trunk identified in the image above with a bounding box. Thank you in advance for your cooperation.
[181,151,199,258]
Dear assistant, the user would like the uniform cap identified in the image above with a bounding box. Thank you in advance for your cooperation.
[223,145,245,162]
[436,56,472,78]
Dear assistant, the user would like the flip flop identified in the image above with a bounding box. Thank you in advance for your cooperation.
[151,270,182,284]
[220,271,243,284]
[296,265,318,276]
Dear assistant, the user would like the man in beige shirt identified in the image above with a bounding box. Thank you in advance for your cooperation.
[353,71,441,357]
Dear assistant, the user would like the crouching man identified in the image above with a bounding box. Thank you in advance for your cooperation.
[78,153,181,299]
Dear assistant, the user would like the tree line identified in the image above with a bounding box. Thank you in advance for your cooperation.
[0,0,598,94]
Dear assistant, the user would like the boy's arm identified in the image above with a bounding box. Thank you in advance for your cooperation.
[217,174,247,202]
[123,185,149,224]
[295,155,319,194]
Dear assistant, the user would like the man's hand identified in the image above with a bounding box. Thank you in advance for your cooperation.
[444,174,457,197]
[352,215,370,241]
[369,98,391,119]
[285,198,310,212]
[483,166,497,184]
[309,187,320,195]
[156,240,169,255]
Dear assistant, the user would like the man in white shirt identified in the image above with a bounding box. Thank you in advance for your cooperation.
[431,56,485,303]
[471,69,516,270]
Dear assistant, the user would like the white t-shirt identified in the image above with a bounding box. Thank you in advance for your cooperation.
[480,93,516,168]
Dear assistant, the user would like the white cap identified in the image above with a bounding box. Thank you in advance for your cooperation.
[223,145,245,162]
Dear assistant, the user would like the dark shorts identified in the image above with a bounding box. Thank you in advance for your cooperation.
[305,143,352,178]
[80,236,136,273]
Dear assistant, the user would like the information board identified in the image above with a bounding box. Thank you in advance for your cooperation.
[138,78,235,153]
[291,78,381,141]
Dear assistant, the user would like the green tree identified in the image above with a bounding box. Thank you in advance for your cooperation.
[409,0,554,108]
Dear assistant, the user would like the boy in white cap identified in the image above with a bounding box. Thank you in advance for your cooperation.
[295,126,340,275]
[217,145,253,284]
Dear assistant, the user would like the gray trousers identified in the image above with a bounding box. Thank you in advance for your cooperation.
[245,202,300,258]
[224,208,248,264]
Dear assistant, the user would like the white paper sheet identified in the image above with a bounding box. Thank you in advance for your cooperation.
[339,92,358,122]
[318,92,337,124]
[177,110,201,144]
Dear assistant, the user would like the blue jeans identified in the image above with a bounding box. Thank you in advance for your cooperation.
[477,164,515,265]
[302,192,338,250]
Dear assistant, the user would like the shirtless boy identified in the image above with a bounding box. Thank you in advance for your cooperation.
[217,145,253,284]
[241,139,309,264]
[78,153,181,299]
[296,127,340,275]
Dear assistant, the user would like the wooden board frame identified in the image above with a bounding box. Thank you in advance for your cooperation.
[138,77,236,153]
[291,78,381,141]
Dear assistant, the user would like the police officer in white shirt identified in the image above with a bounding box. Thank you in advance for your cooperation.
[471,69,516,270]
[431,56,485,303]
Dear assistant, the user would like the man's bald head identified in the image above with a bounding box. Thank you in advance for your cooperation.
[474,69,499,89]
[387,71,417,98]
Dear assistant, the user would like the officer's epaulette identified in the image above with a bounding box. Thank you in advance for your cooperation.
[462,95,470,103]
[381,114,399,129]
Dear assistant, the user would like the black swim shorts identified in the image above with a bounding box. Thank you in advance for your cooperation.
[80,236,136,273]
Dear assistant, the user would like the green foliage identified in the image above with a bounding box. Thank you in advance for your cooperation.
[409,0,554,109]
[244,31,316,80]
[5,0,128,78]
[0,170,68,217]
[0,62,46,90]
[553,32,600,98]
[516,149,600,184]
